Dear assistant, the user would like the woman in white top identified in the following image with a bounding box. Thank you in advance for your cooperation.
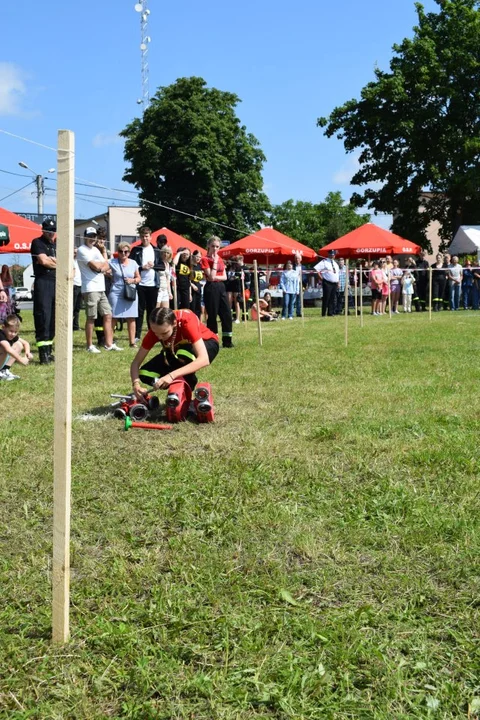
[156,245,173,309]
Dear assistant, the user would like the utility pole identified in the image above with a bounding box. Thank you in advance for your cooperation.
[35,174,44,215]
[18,161,55,216]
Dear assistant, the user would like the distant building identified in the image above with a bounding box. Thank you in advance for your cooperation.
[419,192,442,260]
[74,206,145,254]
[22,264,35,292]
[393,192,443,262]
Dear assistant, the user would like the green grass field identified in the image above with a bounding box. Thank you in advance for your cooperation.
[1,309,479,719]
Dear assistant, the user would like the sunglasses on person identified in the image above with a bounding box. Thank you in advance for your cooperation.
[119,249,130,254]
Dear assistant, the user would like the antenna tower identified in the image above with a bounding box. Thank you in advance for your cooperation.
[134,1,151,109]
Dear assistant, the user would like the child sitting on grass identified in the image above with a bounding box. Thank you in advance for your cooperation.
[251,292,279,322]
[0,314,32,381]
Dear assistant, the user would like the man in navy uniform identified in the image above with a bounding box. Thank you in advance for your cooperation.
[30,218,57,364]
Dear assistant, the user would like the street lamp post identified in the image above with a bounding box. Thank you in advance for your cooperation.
[18,162,56,215]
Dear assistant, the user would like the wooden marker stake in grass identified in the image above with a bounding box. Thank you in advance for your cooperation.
[52,130,75,644]
[173,281,178,311]
[388,268,392,319]
[429,266,433,322]
[360,263,364,327]
[344,260,349,347]
[354,268,358,318]
[253,259,262,346]
[241,270,247,326]
[299,265,305,327]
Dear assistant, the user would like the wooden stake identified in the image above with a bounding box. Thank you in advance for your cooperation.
[345,260,349,347]
[299,266,305,327]
[354,268,358,318]
[388,267,392,319]
[360,263,364,328]
[52,130,75,644]
[241,268,247,326]
[253,259,262,346]
[429,266,433,322]
[173,277,178,310]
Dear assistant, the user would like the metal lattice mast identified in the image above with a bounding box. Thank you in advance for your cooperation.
[134,1,151,109]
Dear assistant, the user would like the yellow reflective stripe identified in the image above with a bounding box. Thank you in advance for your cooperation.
[176,349,195,362]
[139,370,159,380]
[36,341,53,347]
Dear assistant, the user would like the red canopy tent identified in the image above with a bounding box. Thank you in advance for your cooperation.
[320,223,421,259]
[247,227,317,262]
[218,233,299,265]
[132,227,205,255]
[0,207,41,254]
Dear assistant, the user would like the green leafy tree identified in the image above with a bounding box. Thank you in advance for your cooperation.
[120,77,271,244]
[269,192,369,250]
[318,0,480,248]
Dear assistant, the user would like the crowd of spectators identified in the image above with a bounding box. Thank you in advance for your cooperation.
[2,233,479,382]
[350,252,479,314]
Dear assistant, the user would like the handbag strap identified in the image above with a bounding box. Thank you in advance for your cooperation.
[118,258,128,284]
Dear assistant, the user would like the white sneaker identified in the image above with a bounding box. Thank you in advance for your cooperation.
[281,317,286,320]
[235,319,241,324]
[0,368,16,381]
[104,343,123,352]
[3,368,20,380]
[87,345,101,354]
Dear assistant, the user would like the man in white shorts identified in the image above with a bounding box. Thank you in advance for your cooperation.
[76,227,122,353]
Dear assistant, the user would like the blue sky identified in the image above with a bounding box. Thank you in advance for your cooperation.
[0,0,439,249]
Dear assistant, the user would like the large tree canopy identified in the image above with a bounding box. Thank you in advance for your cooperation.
[318,0,480,248]
[120,77,271,244]
[269,192,369,250]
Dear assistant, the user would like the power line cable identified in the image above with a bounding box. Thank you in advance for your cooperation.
[0,181,35,204]
[0,168,33,179]
[0,127,363,252]
[0,128,73,154]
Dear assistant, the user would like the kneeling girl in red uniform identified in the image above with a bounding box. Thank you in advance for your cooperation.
[130,307,219,400]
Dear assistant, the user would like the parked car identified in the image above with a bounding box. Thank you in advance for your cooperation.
[13,286,32,301]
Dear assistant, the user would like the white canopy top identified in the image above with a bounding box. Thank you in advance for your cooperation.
[448,226,480,255]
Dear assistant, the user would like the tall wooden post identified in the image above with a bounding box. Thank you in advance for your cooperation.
[241,269,247,326]
[429,266,433,322]
[299,267,305,327]
[253,259,262,346]
[360,263,364,328]
[354,268,358,318]
[52,130,75,644]
[173,278,178,310]
[388,267,392,319]
[344,260,349,347]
